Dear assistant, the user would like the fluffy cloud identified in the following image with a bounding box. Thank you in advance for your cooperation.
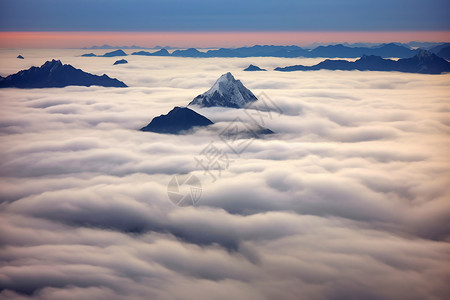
[0,50,449,300]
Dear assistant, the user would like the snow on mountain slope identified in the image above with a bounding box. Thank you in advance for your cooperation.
[189,72,257,108]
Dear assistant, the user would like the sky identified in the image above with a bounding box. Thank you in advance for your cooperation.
[1,31,449,49]
[0,51,449,299]
[1,0,449,31]
[0,0,449,47]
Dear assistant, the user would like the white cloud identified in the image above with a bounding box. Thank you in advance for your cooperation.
[0,49,449,300]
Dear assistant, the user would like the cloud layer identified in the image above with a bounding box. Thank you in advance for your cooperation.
[0,50,449,300]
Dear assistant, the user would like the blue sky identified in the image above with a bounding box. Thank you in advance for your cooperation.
[0,0,449,31]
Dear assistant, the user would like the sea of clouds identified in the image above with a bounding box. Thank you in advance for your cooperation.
[0,49,449,300]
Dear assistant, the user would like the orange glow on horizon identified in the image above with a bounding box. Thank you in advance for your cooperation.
[0,31,449,48]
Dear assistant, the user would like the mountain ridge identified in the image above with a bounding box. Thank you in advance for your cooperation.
[120,43,450,59]
[0,59,127,88]
[275,50,450,74]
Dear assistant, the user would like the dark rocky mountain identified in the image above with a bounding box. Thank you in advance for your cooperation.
[102,49,127,57]
[81,53,97,57]
[189,72,257,108]
[140,106,213,134]
[0,59,127,88]
[17,55,24,59]
[131,49,170,56]
[244,64,266,71]
[275,50,450,74]
[113,59,128,65]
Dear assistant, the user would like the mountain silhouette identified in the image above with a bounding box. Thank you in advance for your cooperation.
[244,64,267,71]
[77,43,450,59]
[120,44,427,59]
[189,72,257,108]
[113,59,128,65]
[102,49,127,57]
[140,106,213,134]
[171,48,206,57]
[0,59,127,88]
[275,50,450,74]
[132,49,170,56]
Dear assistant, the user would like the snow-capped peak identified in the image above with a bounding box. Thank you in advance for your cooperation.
[189,72,257,108]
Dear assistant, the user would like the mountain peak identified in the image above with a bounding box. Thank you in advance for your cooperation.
[140,106,213,134]
[189,72,257,108]
[244,64,267,71]
[42,59,63,68]
[213,72,236,87]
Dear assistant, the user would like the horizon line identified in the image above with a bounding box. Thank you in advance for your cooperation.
[1,31,449,49]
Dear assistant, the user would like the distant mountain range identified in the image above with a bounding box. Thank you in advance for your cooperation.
[128,43,448,59]
[82,50,128,57]
[304,41,444,50]
[82,42,446,51]
[275,50,450,74]
[0,60,127,88]
[81,43,450,59]
[306,43,418,58]
[189,72,258,108]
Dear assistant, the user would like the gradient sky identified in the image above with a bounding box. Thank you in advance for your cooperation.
[1,31,449,49]
[0,0,449,48]
[1,0,449,31]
